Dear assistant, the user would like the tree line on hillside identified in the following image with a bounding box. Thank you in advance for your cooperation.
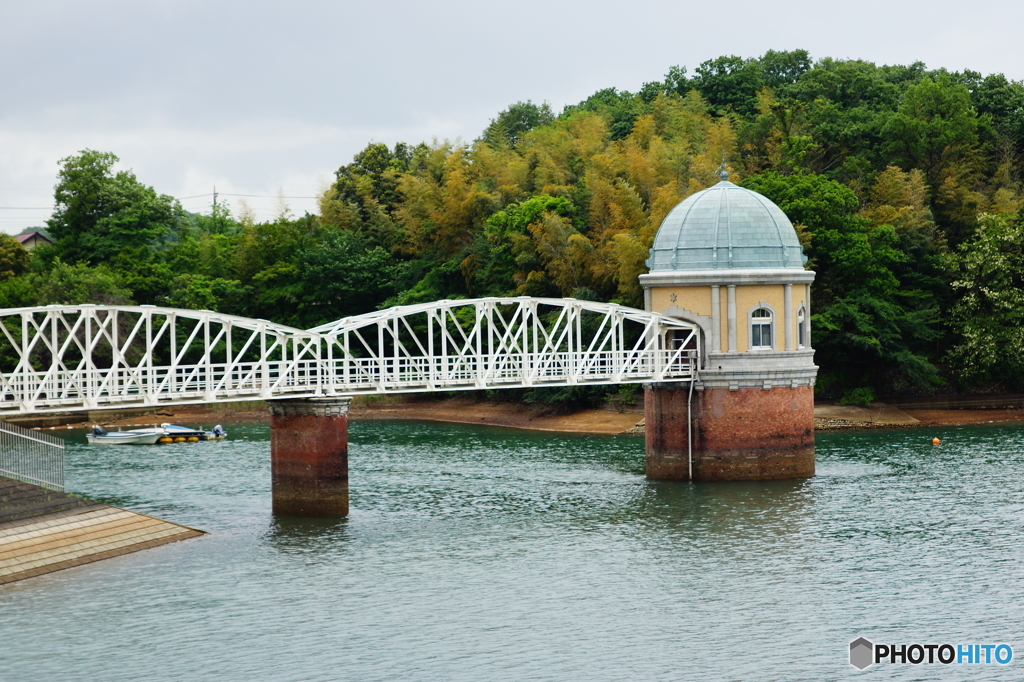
[2,50,1023,404]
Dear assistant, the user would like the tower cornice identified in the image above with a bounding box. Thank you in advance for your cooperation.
[640,269,815,287]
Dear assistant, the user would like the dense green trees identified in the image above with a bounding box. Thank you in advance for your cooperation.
[744,171,940,394]
[0,261,132,308]
[5,51,1024,399]
[296,230,400,324]
[46,150,186,265]
[483,101,555,148]
[946,213,1024,385]
[0,234,30,281]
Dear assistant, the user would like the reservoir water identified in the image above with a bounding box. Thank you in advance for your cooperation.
[2,420,1023,680]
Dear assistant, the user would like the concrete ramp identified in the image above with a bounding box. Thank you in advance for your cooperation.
[0,477,203,585]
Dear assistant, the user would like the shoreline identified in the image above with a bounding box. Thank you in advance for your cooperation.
[54,398,648,437]
[22,396,1024,436]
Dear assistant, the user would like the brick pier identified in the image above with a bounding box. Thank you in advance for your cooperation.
[268,397,352,516]
[645,385,815,480]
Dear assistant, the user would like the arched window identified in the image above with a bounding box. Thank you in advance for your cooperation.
[797,307,807,348]
[750,307,773,350]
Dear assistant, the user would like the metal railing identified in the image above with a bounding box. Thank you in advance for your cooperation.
[0,349,699,410]
[0,420,65,491]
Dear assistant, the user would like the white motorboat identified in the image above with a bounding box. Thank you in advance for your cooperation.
[86,427,164,445]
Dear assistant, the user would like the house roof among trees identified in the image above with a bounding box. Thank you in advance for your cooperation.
[15,231,52,245]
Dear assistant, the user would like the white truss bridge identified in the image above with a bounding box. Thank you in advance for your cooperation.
[0,298,699,415]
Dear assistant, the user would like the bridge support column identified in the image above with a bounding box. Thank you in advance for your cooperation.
[268,397,351,516]
[645,384,814,481]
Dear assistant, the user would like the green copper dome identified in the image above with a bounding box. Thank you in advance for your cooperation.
[646,180,807,271]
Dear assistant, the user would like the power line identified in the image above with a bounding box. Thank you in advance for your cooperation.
[1,193,322,209]
[174,192,319,200]
[220,193,320,199]
[169,192,320,201]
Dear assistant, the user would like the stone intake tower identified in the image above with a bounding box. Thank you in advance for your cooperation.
[640,175,817,480]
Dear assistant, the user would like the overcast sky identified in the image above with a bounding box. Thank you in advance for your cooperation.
[2,0,1022,233]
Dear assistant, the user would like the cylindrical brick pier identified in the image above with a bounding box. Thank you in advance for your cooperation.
[645,385,815,481]
[268,397,352,516]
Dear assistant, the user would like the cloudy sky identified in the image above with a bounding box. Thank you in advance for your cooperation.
[2,0,1021,233]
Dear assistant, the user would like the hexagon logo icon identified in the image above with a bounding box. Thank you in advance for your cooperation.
[850,637,873,670]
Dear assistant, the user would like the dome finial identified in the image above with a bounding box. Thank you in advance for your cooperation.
[718,151,729,182]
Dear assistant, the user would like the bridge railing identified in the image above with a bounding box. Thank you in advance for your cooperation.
[0,349,698,412]
[323,349,697,391]
[0,361,323,413]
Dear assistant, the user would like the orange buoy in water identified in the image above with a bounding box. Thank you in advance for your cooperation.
[932,437,941,446]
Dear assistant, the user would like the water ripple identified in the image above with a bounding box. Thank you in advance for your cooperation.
[1,421,1022,680]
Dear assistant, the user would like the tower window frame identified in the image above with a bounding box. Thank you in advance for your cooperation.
[748,305,775,351]
[797,306,807,348]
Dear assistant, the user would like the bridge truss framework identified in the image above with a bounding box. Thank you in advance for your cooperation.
[0,298,699,415]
